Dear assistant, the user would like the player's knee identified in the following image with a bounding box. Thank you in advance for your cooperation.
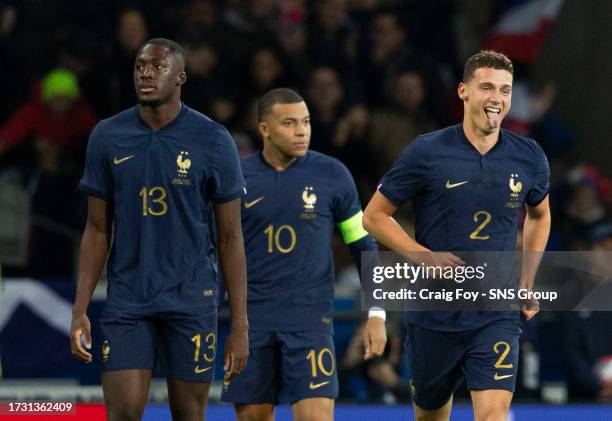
[415,412,449,421]
[296,412,332,421]
[106,403,145,421]
[169,405,205,421]
[293,400,333,421]
[474,405,510,421]
[235,404,274,421]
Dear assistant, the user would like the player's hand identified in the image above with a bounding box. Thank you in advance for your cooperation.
[363,316,387,360]
[417,252,465,277]
[223,322,249,381]
[521,298,540,320]
[70,312,92,363]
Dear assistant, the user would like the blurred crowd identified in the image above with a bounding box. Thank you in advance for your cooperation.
[0,0,610,404]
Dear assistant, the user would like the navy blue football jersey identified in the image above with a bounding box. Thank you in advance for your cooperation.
[241,151,363,332]
[379,125,549,331]
[80,105,245,313]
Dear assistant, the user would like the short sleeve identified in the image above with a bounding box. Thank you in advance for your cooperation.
[211,126,245,203]
[79,123,112,198]
[525,142,550,207]
[333,160,362,223]
[377,137,429,206]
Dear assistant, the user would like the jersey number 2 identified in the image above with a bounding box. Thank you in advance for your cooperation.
[469,210,491,240]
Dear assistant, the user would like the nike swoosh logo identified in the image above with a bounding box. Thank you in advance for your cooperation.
[113,155,135,165]
[244,197,264,208]
[194,366,212,374]
[493,373,513,380]
[445,180,469,189]
[309,380,330,390]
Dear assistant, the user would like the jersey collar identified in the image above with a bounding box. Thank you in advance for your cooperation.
[135,102,189,132]
[457,124,506,156]
[257,150,310,172]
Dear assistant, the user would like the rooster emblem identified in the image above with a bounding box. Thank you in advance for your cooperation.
[177,150,191,175]
[102,340,110,361]
[509,174,522,198]
[302,186,317,210]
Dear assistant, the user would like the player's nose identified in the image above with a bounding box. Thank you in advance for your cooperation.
[489,91,502,103]
[141,64,154,78]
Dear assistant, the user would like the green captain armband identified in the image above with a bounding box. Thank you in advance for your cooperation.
[337,211,369,244]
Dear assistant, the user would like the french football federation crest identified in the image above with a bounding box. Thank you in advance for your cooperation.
[509,174,522,198]
[177,150,191,176]
[302,186,317,211]
[173,150,192,185]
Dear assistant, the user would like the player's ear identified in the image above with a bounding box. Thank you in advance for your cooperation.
[458,83,468,101]
[177,71,187,86]
[258,121,269,140]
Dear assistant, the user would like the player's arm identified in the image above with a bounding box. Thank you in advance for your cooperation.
[520,195,551,320]
[363,191,463,267]
[70,196,112,363]
[214,198,248,380]
[338,212,387,360]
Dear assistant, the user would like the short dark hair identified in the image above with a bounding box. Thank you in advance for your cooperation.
[257,88,304,121]
[463,50,513,83]
[141,38,186,70]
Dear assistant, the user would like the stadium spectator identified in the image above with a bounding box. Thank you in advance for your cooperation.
[368,66,438,180]
[110,8,149,112]
[0,68,97,169]
[0,68,96,278]
[560,223,612,402]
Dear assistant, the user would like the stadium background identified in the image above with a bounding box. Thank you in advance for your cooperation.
[0,0,611,419]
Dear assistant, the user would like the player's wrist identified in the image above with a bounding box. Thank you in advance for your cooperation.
[368,308,386,321]
[230,317,249,331]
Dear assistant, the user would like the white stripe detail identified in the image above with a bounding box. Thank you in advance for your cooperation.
[0,279,72,336]
[496,0,564,34]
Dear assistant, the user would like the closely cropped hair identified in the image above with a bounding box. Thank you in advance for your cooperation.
[463,50,513,82]
[142,38,186,69]
[257,88,304,121]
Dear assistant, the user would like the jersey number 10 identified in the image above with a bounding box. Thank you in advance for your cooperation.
[264,224,297,253]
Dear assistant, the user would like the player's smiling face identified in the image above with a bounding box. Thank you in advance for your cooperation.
[459,67,512,135]
[260,101,311,158]
[134,44,185,107]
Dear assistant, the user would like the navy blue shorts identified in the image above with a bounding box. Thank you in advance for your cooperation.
[99,307,217,383]
[221,330,338,404]
[405,319,521,410]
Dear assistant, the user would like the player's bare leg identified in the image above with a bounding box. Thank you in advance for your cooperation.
[413,397,452,421]
[102,370,152,421]
[470,390,512,421]
[167,379,210,421]
[235,403,274,421]
[292,397,333,421]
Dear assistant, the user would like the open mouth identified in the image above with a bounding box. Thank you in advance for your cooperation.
[484,106,502,128]
[484,106,501,116]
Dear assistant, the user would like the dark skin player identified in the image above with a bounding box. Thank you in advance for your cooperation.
[70,42,248,421]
